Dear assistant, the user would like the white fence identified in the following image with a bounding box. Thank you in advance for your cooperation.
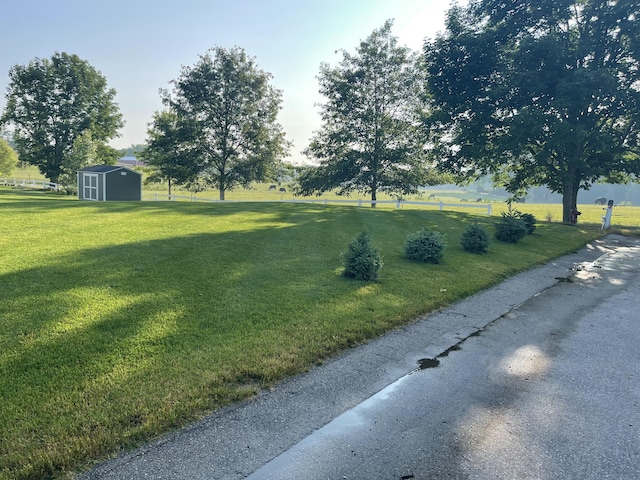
[142,193,493,215]
[1,180,492,215]
[1,177,60,190]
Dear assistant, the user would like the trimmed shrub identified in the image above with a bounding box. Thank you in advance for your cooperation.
[342,231,382,281]
[461,223,490,254]
[495,212,528,243]
[520,213,537,234]
[405,229,446,264]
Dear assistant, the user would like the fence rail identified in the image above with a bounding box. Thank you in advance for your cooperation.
[142,193,493,215]
[1,177,60,190]
[1,181,492,215]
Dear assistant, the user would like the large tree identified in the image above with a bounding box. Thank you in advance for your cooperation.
[157,46,289,200]
[0,52,123,184]
[424,0,640,222]
[297,21,434,206]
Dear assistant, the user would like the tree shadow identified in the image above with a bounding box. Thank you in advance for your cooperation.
[1,204,429,477]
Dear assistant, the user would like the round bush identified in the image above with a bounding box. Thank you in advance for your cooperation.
[495,213,528,243]
[342,231,382,281]
[461,223,490,254]
[405,229,446,264]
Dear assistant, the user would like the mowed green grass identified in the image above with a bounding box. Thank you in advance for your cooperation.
[0,188,609,479]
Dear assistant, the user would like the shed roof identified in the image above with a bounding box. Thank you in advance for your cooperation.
[78,165,140,175]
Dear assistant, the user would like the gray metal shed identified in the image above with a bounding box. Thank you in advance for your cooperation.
[77,165,142,201]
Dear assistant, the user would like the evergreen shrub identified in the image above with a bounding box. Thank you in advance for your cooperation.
[405,229,446,264]
[461,223,490,254]
[520,213,537,234]
[342,231,382,281]
[495,211,528,243]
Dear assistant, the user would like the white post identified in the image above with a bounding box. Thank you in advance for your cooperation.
[488,203,492,216]
[602,200,614,229]
[439,201,444,211]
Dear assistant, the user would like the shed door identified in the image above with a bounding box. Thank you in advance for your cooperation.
[83,174,99,200]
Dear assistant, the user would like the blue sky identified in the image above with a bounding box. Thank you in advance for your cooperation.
[2,0,455,163]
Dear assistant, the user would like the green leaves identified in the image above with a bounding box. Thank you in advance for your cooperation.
[461,223,490,254]
[1,53,123,183]
[151,47,290,200]
[342,231,383,281]
[299,21,433,204]
[404,229,446,264]
[0,138,18,176]
[425,0,640,221]
[57,130,100,193]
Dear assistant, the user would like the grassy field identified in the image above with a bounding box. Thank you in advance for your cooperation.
[0,186,631,479]
[8,164,639,228]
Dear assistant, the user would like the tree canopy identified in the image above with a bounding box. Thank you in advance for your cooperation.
[0,138,18,176]
[57,131,99,192]
[141,110,196,195]
[148,46,290,200]
[424,0,640,221]
[297,21,435,206]
[118,144,146,157]
[0,52,123,184]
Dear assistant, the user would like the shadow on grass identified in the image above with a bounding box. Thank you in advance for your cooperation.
[0,196,602,479]
[1,204,444,478]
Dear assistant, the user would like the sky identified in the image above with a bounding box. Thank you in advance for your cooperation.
[1,0,456,164]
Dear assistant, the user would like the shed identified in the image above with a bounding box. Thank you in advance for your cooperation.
[77,165,142,201]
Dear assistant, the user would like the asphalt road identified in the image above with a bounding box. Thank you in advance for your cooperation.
[81,235,640,480]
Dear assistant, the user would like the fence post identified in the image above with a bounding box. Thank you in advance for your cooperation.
[487,203,492,216]
[439,201,444,211]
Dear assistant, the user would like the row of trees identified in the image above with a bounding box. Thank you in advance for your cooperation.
[1,0,638,221]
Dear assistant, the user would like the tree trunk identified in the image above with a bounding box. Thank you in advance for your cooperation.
[168,177,172,196]
[561,179,580,223]
[370,188,377,208]
[219,185,225,201]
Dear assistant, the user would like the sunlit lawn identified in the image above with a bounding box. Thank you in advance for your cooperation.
[0,187,614,479]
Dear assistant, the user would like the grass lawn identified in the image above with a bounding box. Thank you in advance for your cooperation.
[0,187,620,479]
